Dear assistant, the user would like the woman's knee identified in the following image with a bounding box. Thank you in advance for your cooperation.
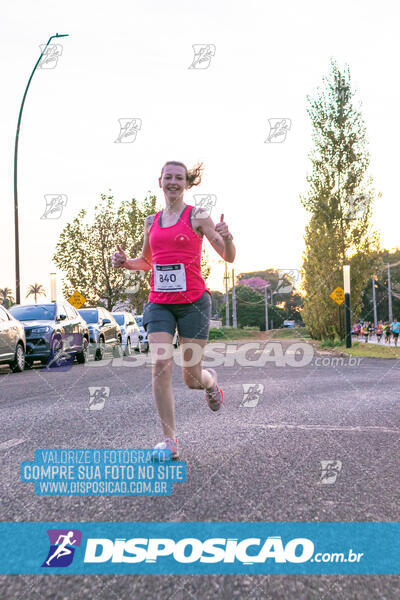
[152,357,173,381]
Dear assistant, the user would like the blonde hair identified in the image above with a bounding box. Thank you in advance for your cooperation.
[161,161,204,189]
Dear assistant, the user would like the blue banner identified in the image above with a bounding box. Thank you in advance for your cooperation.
[20,449,186,496]
[0,522,399,574]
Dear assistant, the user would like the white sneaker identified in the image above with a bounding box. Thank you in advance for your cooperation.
[153,437,179,460]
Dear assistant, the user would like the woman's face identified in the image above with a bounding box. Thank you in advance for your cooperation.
[159,164,187,200]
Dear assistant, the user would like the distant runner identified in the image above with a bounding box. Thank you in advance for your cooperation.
[384,322,392,345]
[391,319,400,347]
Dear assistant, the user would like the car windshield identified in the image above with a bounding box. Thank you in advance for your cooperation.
[78,309,98,324]
[113,314,125,325]
[9,304,56,321]
[135,316,143,326]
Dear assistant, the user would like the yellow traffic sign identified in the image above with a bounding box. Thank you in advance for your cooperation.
[68,290,87,309]
[330,286,345,305]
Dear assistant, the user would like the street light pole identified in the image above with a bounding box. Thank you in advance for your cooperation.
[372,275,377,329]
[264,284,269,331]
[224,261,230,327]
[231,268,237,328]
[387,263,393,323]
[343,265,351,348]
[14,33,69,304]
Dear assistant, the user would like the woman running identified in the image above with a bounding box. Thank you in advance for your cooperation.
[112,161,235,459]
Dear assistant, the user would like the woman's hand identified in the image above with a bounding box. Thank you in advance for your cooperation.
[215,214,233,241]
[112,244,127,268]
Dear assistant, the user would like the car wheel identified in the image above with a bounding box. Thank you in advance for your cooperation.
[113,336,123,358]
[10,343,25,373]
[124,338,132,356]
[76,338,89,364]
[95,337,105,361]
[49,337,64,368]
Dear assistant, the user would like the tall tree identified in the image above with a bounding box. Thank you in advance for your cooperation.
[26,283,46,304]
[53,193,158,311]
[0,288,15,309]
[301,59,380,339]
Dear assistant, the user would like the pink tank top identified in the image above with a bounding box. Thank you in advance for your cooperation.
[148,204,211,304]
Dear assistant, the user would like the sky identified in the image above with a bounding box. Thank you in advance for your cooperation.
[1,0,399,303]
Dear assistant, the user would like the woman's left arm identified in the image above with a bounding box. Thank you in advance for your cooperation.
[194,208,236,263]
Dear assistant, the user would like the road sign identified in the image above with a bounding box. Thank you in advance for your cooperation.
[68,290,86,309]
[330,286,345,305]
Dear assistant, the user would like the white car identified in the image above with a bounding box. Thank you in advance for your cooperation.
[134,314,179,352]
[112,312,140,356]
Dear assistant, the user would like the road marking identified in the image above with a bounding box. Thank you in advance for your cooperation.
[243,423,400,434]
[0,438,25,450]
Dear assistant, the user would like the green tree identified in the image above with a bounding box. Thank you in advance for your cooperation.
[53,193,158,311]
[0,288,15,309]
[210,290,225,319]
[301,59,380,340]
[26,283,46,304]
[221,284,285,329]
[359,248,400,322]
[237,269,303,321]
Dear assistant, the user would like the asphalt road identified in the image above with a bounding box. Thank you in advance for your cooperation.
[0,338,399,599]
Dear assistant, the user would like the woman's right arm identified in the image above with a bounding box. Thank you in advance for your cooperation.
[122,215,154,271]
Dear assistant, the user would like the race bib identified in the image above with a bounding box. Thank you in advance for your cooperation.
[154,263,187,292]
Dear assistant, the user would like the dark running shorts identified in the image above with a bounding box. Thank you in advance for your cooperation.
[393,332,399,338]
[142,290,212,339]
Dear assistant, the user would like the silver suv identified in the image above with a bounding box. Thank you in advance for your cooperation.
[0,304,26,372]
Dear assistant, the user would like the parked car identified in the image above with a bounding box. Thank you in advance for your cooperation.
[112,311,140,356]
[78,307,122,360]
[134,314,179,352]
[9,302,89,368]
[0,304,26,372]
[283,320,295,329]
[130,314,148,353]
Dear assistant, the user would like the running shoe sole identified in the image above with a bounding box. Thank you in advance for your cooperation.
[205,368,223,412]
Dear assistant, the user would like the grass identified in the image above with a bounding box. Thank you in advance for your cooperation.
[265,327,311,339]
[208,327,260,341]
[207,326,310,341]
[334,341,400,359]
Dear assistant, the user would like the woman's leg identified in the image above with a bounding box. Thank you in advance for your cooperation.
[148,331,176,439]
[179,337,215,391]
